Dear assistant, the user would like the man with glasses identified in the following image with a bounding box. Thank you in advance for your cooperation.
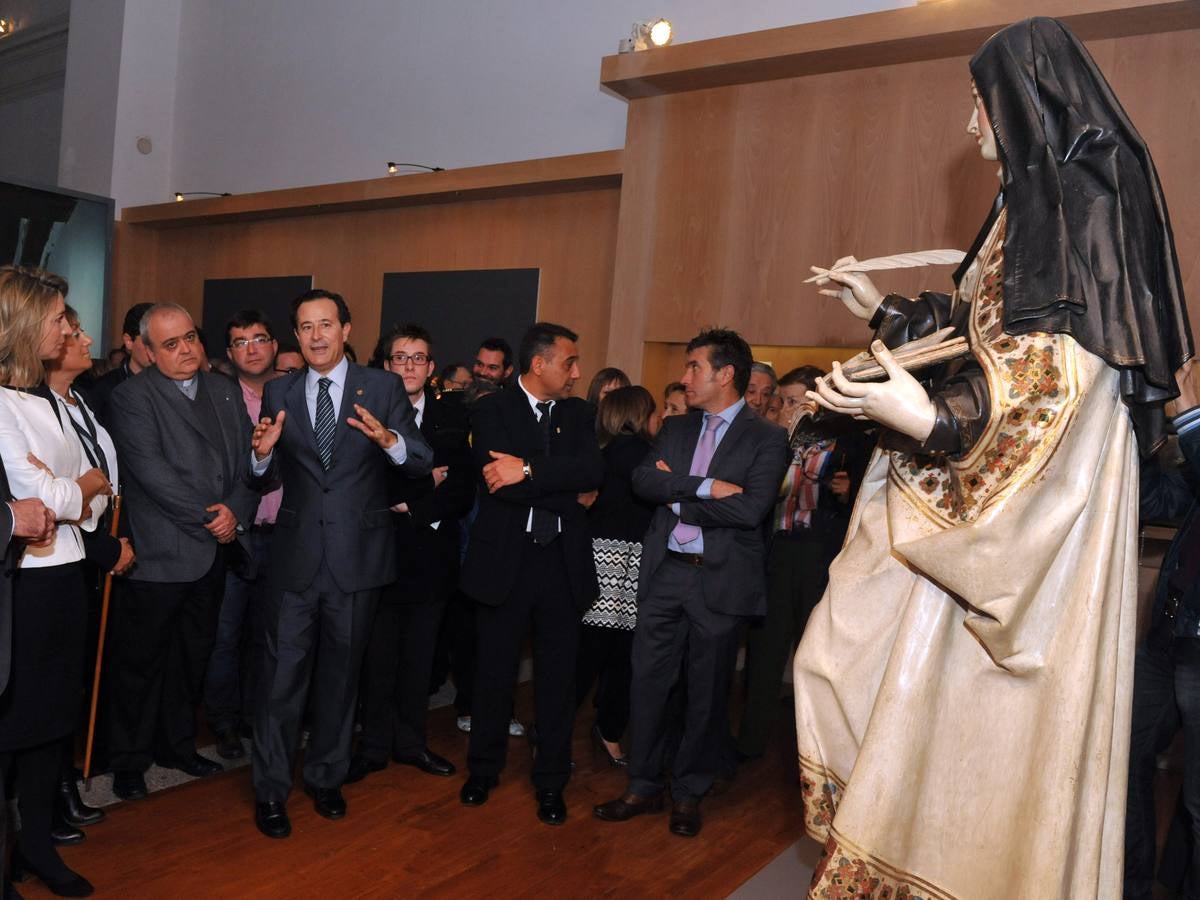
[203,311,284,760]
[348,324,473,784]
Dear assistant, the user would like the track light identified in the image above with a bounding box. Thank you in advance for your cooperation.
[620,18,674,53]
[0,19,14,37]
[386,162,445,175]
[173,192,232,202]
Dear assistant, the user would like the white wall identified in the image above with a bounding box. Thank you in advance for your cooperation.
[0,0,70,187]
[58,0,915,211]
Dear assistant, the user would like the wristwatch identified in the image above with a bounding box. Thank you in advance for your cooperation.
[522,460,532,481]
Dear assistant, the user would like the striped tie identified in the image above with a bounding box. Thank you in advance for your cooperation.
[315,377,335,469]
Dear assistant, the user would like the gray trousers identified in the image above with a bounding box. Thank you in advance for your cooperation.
[251,559,378,802]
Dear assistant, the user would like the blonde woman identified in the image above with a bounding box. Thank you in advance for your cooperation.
[0,266,110,897]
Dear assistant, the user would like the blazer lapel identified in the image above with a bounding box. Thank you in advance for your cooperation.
[330,362,361,462]
[674,411,704,474]
[706,405,754,473]
[285,369,319,459]
[147,368,214,447]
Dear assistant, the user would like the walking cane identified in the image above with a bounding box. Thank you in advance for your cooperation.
[83,494,122,785]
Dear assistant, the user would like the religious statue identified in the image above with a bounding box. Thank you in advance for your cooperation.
[792,17,1193,898]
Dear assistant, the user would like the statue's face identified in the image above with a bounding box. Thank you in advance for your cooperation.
[967,85,999,162]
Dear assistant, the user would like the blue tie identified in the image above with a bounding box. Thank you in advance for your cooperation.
[315,377,335,469]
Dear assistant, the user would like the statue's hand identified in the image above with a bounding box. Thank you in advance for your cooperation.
[811,256,884,321]
[809,341,936,442]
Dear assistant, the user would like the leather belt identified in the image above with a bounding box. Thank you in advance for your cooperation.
[666,550,704,567]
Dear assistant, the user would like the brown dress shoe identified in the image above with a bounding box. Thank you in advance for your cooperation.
[593,792,664,822]
[669,797,702,837]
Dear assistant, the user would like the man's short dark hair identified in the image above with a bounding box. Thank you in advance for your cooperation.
[122,302,155,339]
[276,337,301,356]
[518,322,578,375]
[225,308,275,347]
[291,289,351,329]
[686,328,753,394]
[477,337,513,371]
[370,322,434,369]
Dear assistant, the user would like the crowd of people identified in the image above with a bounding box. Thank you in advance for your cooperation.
[0,265,872,897]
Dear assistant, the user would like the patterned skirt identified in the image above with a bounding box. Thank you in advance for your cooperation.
[583,537,640,630]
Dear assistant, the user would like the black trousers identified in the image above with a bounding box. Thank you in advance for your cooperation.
[627,557,741,803]
[737,533,831,757]
[106,555,224,773]
[358,582,447,762]
[575,624,634,743]
[467,538,579,790]
[1125,628,1200,899]
[252,559,378,801]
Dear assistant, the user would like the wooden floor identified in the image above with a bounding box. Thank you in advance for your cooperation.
[28,688,806,898]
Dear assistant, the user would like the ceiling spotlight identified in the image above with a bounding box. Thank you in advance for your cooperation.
[621,18,673,52]
[386,162,445,175]
[0,19,14,37]
[172,191,232,202]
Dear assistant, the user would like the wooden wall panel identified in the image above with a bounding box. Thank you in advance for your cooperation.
[113,188,621,385]
[608,27,1200,379]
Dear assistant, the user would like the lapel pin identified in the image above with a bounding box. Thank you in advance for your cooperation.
[555,426,561,434]
[356,388,364,396]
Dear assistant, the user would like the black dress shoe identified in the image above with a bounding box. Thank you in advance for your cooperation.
[535,789,567,826]
[669,797,702,837]
[343,755,386,785]
[254,800,291,839]
[394,748,456,777]
[57,776,105,828]
[50,823,85,846]
[593,792,664,821]
[167,753,223,777]
[10,845,93,897]
[215,727,245,760]
[110,771,148,801]
[304,784,346,820]
[459,774,498,806]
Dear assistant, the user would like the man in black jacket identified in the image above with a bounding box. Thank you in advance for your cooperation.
[84,302,153,426]
[1125,359,1200,898]
[349,324,474,783]
[457,322,604,825]
[595,328,789,838]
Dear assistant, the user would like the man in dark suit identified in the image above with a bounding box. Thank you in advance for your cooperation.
[84,302,154,426]
[106,303,261,801]
[348,324,474,784]
[457,322,604,825]
[595,328,789,837]
[248,289,433,839]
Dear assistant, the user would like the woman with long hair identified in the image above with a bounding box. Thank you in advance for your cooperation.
[0,266,111,896]
[585,367,631,407]
[575,385,659,765]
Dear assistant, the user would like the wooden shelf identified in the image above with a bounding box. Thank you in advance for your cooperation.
[600,0,1200,99]
[121,149,623,227]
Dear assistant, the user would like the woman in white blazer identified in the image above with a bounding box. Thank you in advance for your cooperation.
[0,266,110,898]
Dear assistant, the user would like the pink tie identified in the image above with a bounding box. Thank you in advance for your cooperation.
[671,414,722,545]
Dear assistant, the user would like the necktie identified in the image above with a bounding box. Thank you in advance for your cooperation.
[530,401,558,545]
[671,414,723,545]
[315,377,335,469]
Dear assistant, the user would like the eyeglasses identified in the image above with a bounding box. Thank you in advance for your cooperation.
[389,352,429,366]
[275,366,302,374]
[229,335,273,350]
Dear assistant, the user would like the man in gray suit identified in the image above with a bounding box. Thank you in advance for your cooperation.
[594,328,789,838]
[106,304,260,801]
[248,289,432,839]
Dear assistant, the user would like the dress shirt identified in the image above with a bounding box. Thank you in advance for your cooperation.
[251,357,408,473]
[239,379,283,525]
[667,398,745,554]
[175,374,199,400]
[517,375,560,535]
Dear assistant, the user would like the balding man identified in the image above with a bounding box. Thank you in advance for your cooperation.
[105,303,260,801]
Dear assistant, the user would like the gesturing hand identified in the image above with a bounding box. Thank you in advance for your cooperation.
[347,404,397,450]
[483,451,526,493]
[812,257,885,321]
[809,340,937,442]
[205,503,238,543]
[253,411,286,461]
[9,497,55,546]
